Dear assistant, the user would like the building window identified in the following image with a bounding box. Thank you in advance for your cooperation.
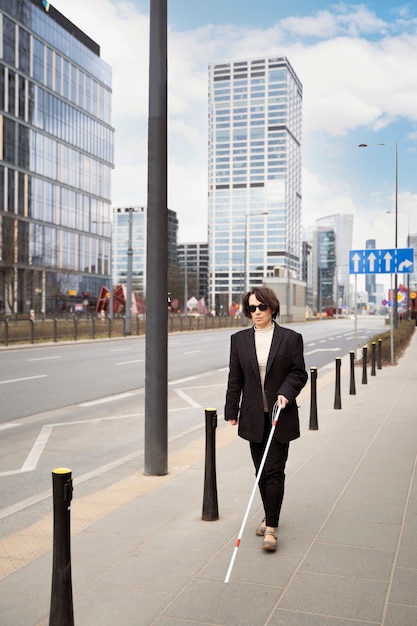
[2,15,16,66]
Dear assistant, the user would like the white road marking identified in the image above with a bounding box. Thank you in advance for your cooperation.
[169,375,199,385]
[115,359,144,366]
[110,348,132,352]
[27,356,62,362]
[305,348,341,355]
[0,419,205,520]
[183,350,201,355]
[174,388,201,408]
[0,423,21,431]
[0,414,142,478]
[0,374,47,385]
[80,392,135,406]
[21,424,53,472]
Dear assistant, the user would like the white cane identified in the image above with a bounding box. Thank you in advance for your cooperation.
[224,402,282,583]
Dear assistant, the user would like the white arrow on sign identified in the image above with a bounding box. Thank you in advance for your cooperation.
[383,251,392,272]
[399,259,413,271]
[352,252,361,272]
[368,252,377,272]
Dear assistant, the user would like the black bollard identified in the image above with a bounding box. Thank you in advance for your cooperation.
[30,318,35,344]
[49,468,74,626]
[362,346,368,385]
[334,357,342,409]
[377,338,382,369]
[371,342,376,376]
[53,318,58,343]
[4,319,9,347]
[349,351,356,395]
[309,367,318,430]
[202,408,219,521]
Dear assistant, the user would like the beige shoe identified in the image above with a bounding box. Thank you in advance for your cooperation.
[256,518,266,536]
[262,527,277,551]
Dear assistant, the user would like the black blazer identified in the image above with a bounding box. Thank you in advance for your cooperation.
[224,322,308,443]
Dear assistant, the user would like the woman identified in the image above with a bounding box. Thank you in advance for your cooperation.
[225,286,307,551]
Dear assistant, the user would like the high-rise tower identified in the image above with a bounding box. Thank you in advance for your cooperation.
[316,214,354,308]
[0,0,114,314]
[208,56,302,313]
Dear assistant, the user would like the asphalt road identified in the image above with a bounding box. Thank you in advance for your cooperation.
[0,316,387,424]
[0,315,388,516]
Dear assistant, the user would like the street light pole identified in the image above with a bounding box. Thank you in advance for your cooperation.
[394,142,399,329]
[145,0,168,476]
[108,222,113,320]
[125,207,133,335]
[244,212,249,294]
[358,141,399,329]
[263,210,268,280]
[244,210,269,293]
[183,244,188,316]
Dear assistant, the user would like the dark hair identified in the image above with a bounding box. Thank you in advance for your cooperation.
[242,287,280,320]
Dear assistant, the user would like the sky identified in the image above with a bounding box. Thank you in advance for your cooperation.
[51,0,417,281]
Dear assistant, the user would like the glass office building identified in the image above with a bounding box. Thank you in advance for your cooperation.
[313,227,337,314]
[208,56,302,312]
[178,242,209,304]
[316,214,354,308]
[112,207,178,298]
[0,0,114,314]
[113,207,146,297]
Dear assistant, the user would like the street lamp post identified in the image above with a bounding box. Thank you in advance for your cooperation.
[125,208,133,335]
[108,222,113,320]
[244,212,249,294]
[359,142,399,328]
[244,210,268,294]
[394,142,399,329]
[183,244,188,316]
[263,211,268,280]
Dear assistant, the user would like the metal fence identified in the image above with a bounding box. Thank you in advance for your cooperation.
[0,315,246,347]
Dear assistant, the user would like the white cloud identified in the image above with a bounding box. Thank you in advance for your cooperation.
[280,5,388,39]
[51,0,417,246]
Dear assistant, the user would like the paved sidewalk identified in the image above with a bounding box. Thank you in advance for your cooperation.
[1,330,417,625]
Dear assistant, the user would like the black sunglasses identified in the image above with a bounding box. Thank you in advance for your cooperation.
[248,303,268,313]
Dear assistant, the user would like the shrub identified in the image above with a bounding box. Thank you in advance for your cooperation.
[363,319,415,366]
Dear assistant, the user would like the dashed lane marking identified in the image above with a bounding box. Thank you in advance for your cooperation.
[26,356,62,362]
[115,359,144,366]
[0,374,47,385]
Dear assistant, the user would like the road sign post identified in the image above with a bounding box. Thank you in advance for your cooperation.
[349,248,414,365]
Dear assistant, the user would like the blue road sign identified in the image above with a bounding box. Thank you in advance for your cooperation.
[349,248,414,274]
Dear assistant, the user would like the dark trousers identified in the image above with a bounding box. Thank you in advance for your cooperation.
[249,413,289,528]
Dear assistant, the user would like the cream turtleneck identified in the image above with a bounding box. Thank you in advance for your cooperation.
[254,323,274,411]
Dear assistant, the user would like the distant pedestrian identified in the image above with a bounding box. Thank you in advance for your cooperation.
[225,286,307,551]
[29,308,35,321]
